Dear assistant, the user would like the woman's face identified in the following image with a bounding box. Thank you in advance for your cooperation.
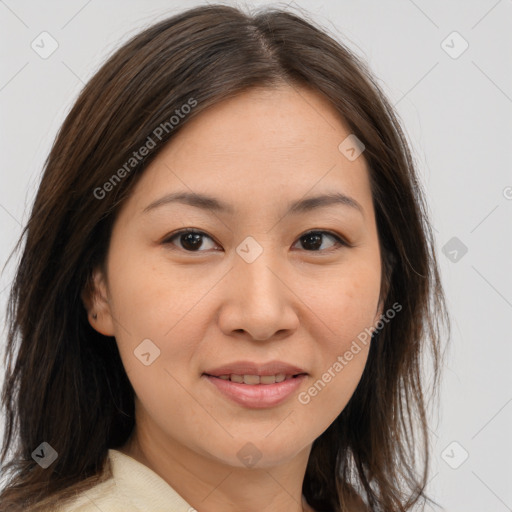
[89,84,383,469]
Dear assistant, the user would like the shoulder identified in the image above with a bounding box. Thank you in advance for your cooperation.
[42,450,139,512]
[49,448,193,512]
[51,475,138,512]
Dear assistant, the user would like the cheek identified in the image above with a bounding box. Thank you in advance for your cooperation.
[306,261,381,345]
[107,244,193,338]
[295,262,379,413]
[298,346,369,430]
[105,245,210,391]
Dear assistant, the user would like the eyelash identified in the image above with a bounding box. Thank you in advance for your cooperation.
[161,228,351,254]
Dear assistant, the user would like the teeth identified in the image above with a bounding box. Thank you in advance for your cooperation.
[214,373,296,384]
[243,374,260,385]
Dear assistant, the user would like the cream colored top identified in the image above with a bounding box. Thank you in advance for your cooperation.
[55,449,194,511]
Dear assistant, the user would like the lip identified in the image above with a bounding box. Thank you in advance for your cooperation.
[203,373,307,408]
[203,360,307,377]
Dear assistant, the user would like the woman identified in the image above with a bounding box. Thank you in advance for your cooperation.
[0,4,449,511]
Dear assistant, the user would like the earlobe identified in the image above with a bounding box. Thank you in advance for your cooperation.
[81,267,116,337]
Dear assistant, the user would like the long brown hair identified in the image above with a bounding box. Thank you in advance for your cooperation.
[0,4,449,511]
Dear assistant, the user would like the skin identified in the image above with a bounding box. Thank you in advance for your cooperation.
[85,84,384,512]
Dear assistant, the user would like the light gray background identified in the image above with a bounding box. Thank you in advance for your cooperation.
[1,1,511,510]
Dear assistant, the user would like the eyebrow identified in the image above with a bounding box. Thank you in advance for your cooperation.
[142,191,364,217]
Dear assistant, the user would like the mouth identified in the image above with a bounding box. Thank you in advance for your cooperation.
[203,373,307,385]
[202,372,308,408]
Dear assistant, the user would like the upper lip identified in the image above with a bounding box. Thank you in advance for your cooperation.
[203,360,308,377]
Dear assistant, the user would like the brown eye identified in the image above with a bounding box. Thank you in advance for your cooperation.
[293,230,348,252]
[162,229,349,254]
[163,229,218,252]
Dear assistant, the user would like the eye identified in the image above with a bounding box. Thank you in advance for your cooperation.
[162,229,219,252]
[292,230,349,252]
[162,229,350,253]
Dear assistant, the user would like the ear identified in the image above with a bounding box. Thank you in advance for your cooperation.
[81,266,116,336]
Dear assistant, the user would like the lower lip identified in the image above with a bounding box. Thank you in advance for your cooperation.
[203,374,307,409]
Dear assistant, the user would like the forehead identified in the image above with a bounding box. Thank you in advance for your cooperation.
[168,85,354,156]
[125,85,373,220]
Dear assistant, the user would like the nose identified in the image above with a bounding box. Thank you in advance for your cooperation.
[217,248,299,341]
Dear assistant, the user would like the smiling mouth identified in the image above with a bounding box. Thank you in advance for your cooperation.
[203,373,306,385]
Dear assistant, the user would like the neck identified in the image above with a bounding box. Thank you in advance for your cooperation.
[120,425,316,512]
